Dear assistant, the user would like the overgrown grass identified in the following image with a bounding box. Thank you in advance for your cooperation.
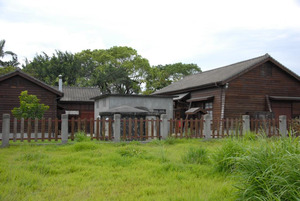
[212,134,300,200]
[0,138,235,201]
[0,135,299,201]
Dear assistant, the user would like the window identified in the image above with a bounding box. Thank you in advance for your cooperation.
[205,102,213,109]
[205,102,213,118]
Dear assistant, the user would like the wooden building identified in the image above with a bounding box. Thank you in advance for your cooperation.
[0,69,63,120]
[154,54,300,120]
[57,86,101,120]
[0,70,101,121]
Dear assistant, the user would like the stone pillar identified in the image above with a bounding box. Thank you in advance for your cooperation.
[242,115,250,135]
[203,114,212,139]
[113,114,121,142]
[61,114,69,144]
[160,114,168,140]
[279,115,287,137]
[1,114,10,148]
[146,116,156,139]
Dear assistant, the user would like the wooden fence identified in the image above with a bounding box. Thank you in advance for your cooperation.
[1,114,299,146]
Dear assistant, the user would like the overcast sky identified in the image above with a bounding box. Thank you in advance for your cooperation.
[1,0,300,75]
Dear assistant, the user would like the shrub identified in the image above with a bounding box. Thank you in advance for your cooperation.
[182,147,209,164]
[74,131,90,142]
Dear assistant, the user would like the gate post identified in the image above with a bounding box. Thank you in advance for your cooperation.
[113,114,121,142]
[203,114,212,139]
[1,114,10,148]
[242,115,250,135]
[160,114,168,140]
[279,115,287,137]
[61,114,69,144]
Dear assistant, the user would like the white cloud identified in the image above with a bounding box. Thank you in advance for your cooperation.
[1,0,300,74]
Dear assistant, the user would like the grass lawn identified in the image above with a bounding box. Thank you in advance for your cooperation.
[0,139,236,201]
[0,136,299,201]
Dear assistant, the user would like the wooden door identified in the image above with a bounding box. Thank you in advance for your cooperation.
[272,101,292,119]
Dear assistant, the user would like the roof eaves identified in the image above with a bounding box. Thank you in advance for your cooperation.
[0,70,63,97]
[154,82,220,95]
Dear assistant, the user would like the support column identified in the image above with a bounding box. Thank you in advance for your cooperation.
[203,114,212,139]
[279,115,287,137]
[1,114,10,148]
[160,114,168,140]
[242,115,250,135]
[61,114,69,144]
[113,114,121,142]
[146,116,156,139]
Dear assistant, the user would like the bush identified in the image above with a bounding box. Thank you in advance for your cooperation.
[182,147,209,164]
[74,131,90,142]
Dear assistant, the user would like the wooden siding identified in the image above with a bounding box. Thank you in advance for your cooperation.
[58,101,94,119]
[190,87,223,119]
[224,61,300,118]
[0,75,58,120]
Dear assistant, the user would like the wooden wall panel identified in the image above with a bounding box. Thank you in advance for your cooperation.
[0,75,58,120]
[225,62,300,118]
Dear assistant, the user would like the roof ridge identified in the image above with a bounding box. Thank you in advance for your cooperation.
[172,54,270,81]
[202,53,269,74]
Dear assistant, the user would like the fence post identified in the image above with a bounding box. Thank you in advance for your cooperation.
[279,115,287,137]
[160,114,168,140]
[203,114,212,139]
[242,115,250,135]
[113,114,121,142]
[1,114,10,148]
[61,114,69,144]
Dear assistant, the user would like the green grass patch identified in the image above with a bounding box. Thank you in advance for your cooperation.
[0,136,299,201]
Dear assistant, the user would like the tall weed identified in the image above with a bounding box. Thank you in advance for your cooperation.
[235,137,300,200]
[213,139,245,173]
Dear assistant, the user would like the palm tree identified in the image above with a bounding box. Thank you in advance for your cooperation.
[0,39,18,67]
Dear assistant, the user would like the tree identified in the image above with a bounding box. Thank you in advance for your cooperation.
[0,39,19,67]
[76,46,150,94]
[144,63,201,94]
[23,50,82,86]
[11,91,49,119]
[0,66,17,76]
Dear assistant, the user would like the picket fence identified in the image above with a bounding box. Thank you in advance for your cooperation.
[1,114,299,147]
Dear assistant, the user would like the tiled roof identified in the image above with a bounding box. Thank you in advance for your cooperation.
[56,86,101,102]
[153,54,299,94]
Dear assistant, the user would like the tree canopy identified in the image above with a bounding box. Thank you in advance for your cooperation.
[11,91,50,119]
[23,50,82,86]
[22,46,201,94]
[0,39,19,68]
[144,63,201,94]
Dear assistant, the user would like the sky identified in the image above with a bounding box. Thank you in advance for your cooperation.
[1,0,300,75]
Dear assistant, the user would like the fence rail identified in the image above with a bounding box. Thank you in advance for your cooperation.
[1,114,300,147]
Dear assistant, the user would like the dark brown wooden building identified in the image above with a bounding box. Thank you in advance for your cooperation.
[57,86,101,120]
[154,54,300,120]
[0,70,101,121]
[0,69,63,120]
